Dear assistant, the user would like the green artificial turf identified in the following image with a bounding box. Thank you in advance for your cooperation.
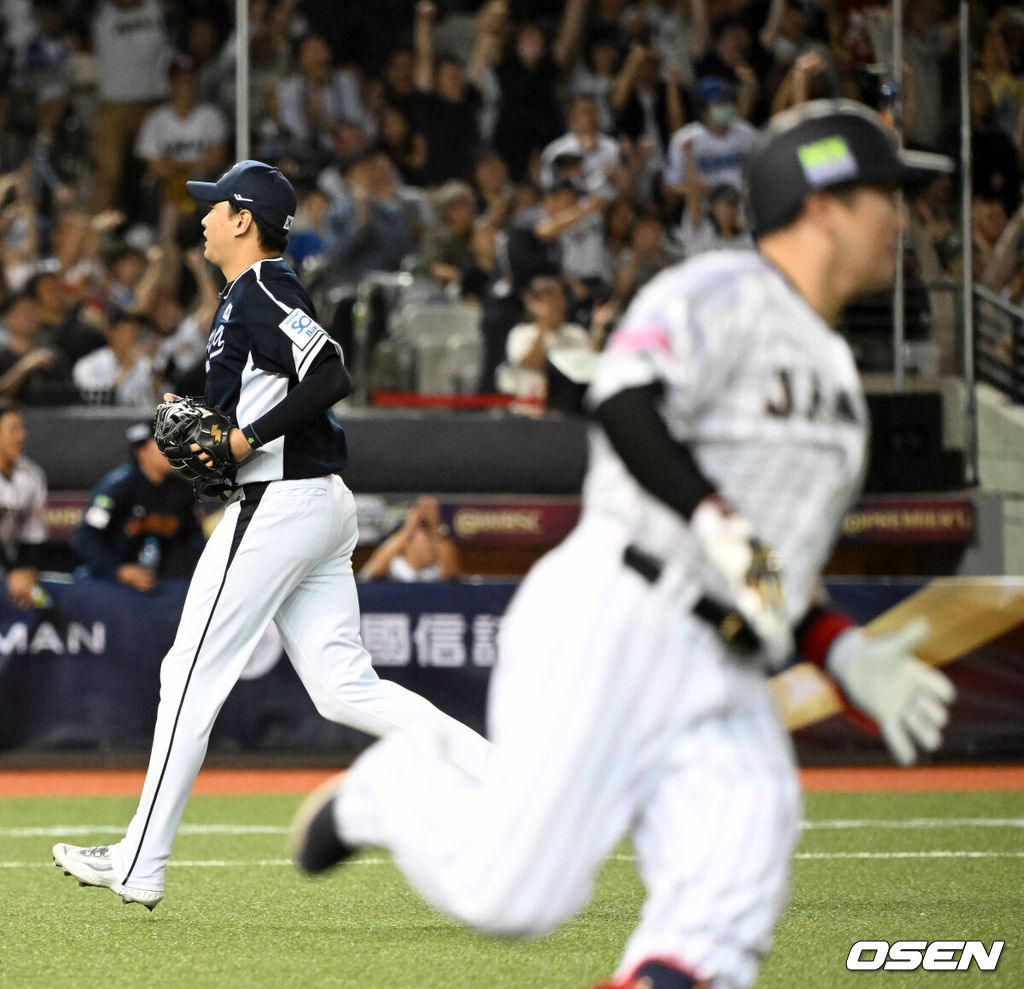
[1,790,1021,988]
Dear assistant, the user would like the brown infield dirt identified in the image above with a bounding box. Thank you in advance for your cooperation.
[0,765,1022,797]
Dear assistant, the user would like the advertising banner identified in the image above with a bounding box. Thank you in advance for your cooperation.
[0,579,1020,762]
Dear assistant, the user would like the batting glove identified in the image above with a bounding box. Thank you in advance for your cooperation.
[826,618,956,766]
[691,496,793,668]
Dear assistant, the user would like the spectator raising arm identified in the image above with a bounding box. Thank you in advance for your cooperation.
[0,349,57,398]
[534,193,607,242]
[552,0,589,76]
[980,201,1024,293]
[771,50,829,115]
[680,141,709,226]
[360,496,460,582]
[183,248,220,331]
[665,65,686,136]
[688,0,711,64]
[414,0,437,93]
[468,0,506,90]
[611,42,651,113]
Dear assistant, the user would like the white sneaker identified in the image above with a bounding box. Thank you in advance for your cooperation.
[52,843,164,911]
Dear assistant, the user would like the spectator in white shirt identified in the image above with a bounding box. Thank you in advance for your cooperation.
[135,56,228,236]
[73,310,158,408]
[87,0,171,213]
[663,76,758,204]
[498,276,598,399]
[676,181,753,258]
[0,399,49,609]
[540,96,621,198]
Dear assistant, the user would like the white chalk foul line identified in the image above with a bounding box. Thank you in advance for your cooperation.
[0,824,289,837]
[8,851,1024,870]
[792,851,1024,860]
[800,818,1024,830]
[4,818,1024,839]
[12,856,387,869]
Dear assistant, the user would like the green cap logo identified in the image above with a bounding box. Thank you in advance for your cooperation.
[797,136,859,187]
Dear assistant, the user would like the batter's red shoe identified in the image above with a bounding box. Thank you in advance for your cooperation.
[587,960,704,989]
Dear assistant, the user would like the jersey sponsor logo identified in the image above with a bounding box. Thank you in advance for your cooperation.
[221,303,233,321]
[279,307,326,351]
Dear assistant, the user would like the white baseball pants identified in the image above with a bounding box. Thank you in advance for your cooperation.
[337,517,801,989]
[110,475,490,892]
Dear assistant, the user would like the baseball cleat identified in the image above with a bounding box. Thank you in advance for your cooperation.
[289,772,354,874]
[52,843,164,911]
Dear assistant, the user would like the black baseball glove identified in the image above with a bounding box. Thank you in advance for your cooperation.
[154,396,237,485]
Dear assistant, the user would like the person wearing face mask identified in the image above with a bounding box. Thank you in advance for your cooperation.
[663,77,758,210]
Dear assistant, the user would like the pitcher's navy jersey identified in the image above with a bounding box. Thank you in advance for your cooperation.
[206,257,348,483]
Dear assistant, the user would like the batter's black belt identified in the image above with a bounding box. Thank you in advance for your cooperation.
[622,544,762,656]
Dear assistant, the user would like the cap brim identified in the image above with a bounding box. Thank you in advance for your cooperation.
[896,149,955,187]
[186,180,225,203]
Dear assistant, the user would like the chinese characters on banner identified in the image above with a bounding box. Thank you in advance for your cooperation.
[361,607,505,668]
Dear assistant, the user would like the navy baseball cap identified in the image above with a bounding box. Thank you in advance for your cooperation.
[696,76,735,106]
[746,99,953,237]
[127,420,154,448]
[187,160,297,238]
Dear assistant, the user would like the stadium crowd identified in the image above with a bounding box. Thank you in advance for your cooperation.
[0,0,1021,404]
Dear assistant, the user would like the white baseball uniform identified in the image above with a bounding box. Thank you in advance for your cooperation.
[99,258,490,895]
[0,453,48,573]
[333,250,868,988]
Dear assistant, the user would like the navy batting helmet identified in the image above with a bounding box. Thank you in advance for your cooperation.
[745,99,953,237]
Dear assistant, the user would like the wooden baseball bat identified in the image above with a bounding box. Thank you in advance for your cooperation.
[771,578,1024,731]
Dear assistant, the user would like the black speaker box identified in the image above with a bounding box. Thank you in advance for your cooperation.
[865,392,954,492]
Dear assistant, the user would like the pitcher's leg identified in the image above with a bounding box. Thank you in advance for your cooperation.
[112,491,311,890]
[275,493,490,780]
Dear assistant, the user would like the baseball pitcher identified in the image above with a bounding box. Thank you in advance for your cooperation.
[52,160,490,910]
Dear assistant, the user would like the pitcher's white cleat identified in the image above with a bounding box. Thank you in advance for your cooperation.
[52,843,163,911]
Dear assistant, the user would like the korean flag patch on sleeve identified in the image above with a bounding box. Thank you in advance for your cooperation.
[278,307,328,351]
